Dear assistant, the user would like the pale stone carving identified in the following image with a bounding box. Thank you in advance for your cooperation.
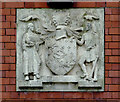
[16,9,104,91]
[77,15,99,82]
[22,23,44,81]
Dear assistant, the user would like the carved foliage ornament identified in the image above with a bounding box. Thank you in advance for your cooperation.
[17,9,104,91]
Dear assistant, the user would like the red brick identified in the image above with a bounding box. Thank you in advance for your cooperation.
[11,9,16,15]
[103,92,112,99]
[2,29,5,35]
[10,92,20,99]
[112,35,120,41]
[105,42,109,49]
[109,71,119,77]
[9,78,16,84]
[11,22,16,28]
[110,15,119,21]
[0,71,6,78]
[105,78,111,84]
[1,16,5,22]
[93,92,103,99]
[109,28,119,34]
[64,92,82,98]
[2,22,10,28]
[1,78,9,84]
[73,2,96,8]
[34,2,48,8]
[105,71,109,77]
[0,64,10,70]
[105,15,110,21]
[105,63,111,70]
[0,16,2,21]
[96,2,105,7]
[112,8,120,14]
[105,56,109,63]
[112,92,119,98]
[0,85,6,91]
[105,22,111,28]
[20,92,40,98]
[6,85,16,91]
[111,22,119,27]
[105,35,112,41]
[2,9,10,15]
[105,28,109,35]
[5,56,16,63]
[0,71,1,77]
[2,92,10,98]
[109,42,119,48]
[6,29,15,35]
[6,16,16,22]
[1,56,5,63]
[5,2,24,8]
[0,43,4,50]
[109,56,119,63]
[0,23,1,28]
[105,49,111,55]
[25,2,35,8]
[105,85,109,91]
[0,29,1,35]
[2,50,10,56]
[10,36,16,42]
[10,50,16,56]
[106,2,119,7]
[111,78,119,84]
[109,85,119,91]
[94,92,112,99]
[105,8,112,15]
[1,2,5,9]
[112,49,120,55]
[10,64,16,70]
[83,92,93,99]
[111,64,119,70]
[6,71,16,77]
[2,36,11,42]
[47,92,63,98]
[5,43,16,49]
[1,43,4,49]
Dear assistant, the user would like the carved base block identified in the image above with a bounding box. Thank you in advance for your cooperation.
[78,81,102,88]
[17,76,103,91]
[19,80,43,88]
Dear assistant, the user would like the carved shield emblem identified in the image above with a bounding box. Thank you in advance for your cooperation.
[45,38,76,75]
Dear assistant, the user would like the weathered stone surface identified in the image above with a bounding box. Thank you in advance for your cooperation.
[16,8,104,91]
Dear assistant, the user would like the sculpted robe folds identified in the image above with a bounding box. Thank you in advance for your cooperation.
[16,9,104,91]
[22,32,41,75]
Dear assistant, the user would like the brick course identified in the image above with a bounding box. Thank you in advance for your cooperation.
[0,1,119,102]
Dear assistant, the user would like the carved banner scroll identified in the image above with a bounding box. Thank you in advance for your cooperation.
[16,9,104,91]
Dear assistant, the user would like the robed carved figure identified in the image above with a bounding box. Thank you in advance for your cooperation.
[22,23,44,81]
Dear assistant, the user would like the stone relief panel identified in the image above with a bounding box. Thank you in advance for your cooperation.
[16,8,104,91]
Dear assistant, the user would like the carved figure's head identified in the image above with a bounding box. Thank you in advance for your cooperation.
[28,23,34,31]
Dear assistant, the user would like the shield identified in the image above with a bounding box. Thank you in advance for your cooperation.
[45,38,76,75]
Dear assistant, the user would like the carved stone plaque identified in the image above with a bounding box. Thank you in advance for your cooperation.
[16,8,104,91]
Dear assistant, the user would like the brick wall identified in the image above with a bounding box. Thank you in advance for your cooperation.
[0,1,119,102]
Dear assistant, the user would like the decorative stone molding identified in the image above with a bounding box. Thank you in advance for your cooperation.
[16,8,104,91]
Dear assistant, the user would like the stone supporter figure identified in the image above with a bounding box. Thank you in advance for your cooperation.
[77,14,99,82]
[22,23,43,81]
